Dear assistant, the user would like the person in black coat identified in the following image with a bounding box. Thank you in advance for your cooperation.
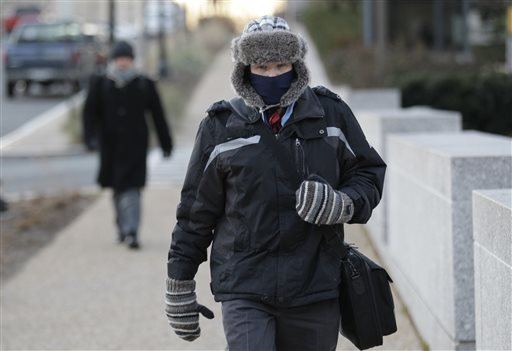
[164,16,385,350]
[82,41,173,249]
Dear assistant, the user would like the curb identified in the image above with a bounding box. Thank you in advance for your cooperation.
[0,91,85,155]
[1,146,89,159]
[1,185,102,203]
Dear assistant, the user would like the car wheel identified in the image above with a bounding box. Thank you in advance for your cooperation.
[6,81,15,98]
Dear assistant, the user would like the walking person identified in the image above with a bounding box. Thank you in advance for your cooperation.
[83,41,173,249]
[165,16,386,350]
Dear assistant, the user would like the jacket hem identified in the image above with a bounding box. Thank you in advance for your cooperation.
[213,289,339,308]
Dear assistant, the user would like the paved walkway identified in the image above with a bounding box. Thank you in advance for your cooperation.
[1,33,423,350]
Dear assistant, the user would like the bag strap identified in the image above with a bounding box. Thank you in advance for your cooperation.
[240,108,349,259]
[324,228,348,259]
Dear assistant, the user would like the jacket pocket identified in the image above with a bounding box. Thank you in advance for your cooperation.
[229,210,249,252]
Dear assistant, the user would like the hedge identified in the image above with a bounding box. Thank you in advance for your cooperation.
[401,72,512,136]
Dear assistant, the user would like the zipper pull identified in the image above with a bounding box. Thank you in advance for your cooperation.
[295,138,303,177]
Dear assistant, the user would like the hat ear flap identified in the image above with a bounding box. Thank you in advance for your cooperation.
[231,37,241,63]
[298,34,308,59]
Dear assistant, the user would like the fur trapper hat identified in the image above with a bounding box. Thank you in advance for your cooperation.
[230,16,310,108]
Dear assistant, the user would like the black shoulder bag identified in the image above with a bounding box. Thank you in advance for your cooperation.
[251,118,397,350]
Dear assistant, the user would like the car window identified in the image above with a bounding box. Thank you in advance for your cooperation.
[17,23,82,43]
[15,7,41,16]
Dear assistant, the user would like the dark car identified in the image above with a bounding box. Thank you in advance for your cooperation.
[4,21,101,98]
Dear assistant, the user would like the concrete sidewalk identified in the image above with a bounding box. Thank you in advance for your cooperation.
[1,40,423,351]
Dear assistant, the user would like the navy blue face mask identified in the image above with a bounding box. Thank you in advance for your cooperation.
[249,69,295,106]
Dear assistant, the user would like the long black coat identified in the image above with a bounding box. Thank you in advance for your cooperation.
[82,74,173,191]
[168,86,386,307]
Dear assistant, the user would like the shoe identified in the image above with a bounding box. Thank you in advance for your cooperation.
[0,198,8,212]
[126,233,140,250]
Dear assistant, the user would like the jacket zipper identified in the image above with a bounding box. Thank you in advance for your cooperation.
[295,138,307,179]
[259,107,310,179]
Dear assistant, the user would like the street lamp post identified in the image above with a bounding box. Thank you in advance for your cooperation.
[362,0,373,48]
[109,0,116,46]
[158,1,169,79]
[461,0,472,62]
[507,5,512,72]
[433,0,445,50]
[375,0,387,77]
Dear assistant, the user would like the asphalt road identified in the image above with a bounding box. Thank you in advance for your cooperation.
[0,90,96,197]
[0,82,97,196]
[0,43,97,197]
[1,154,97,196]
[1,95,65,137]
[0,76,75,137]
[0,34,82,137]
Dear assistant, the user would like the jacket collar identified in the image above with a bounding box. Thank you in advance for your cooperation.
[289,86,325,123]
[229,86,325,125]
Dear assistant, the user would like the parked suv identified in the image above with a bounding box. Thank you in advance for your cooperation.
[4,21,101,97]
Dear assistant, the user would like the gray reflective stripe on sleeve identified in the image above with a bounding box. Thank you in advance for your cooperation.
[204,135,261,171]
[326,127,356,157]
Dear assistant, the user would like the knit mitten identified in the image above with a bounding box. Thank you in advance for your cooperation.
[296,179,354,225]
[165,278,214,342]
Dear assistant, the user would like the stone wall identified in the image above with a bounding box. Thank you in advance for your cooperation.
[380,131,511,350]
[473,189,512,351]
[356,107,461,247]
[349,89,401,110]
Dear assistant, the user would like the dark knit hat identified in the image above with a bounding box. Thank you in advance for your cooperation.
[110,41,135,60]
[230,16,310,108]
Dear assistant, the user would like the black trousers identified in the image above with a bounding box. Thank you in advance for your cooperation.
[221,298,340,351]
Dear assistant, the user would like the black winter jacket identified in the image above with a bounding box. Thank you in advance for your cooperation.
[82,74,173,191]
[168,86,386,307]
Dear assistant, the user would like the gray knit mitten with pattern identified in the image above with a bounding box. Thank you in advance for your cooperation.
[295,179,354,225]
[165,278,214,342]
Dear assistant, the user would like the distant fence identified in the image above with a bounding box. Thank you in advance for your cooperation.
[352,95,512,350]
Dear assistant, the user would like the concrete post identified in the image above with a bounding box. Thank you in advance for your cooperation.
[385,131,512,350]
[355,107,461,247]
[473,189,512,351]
